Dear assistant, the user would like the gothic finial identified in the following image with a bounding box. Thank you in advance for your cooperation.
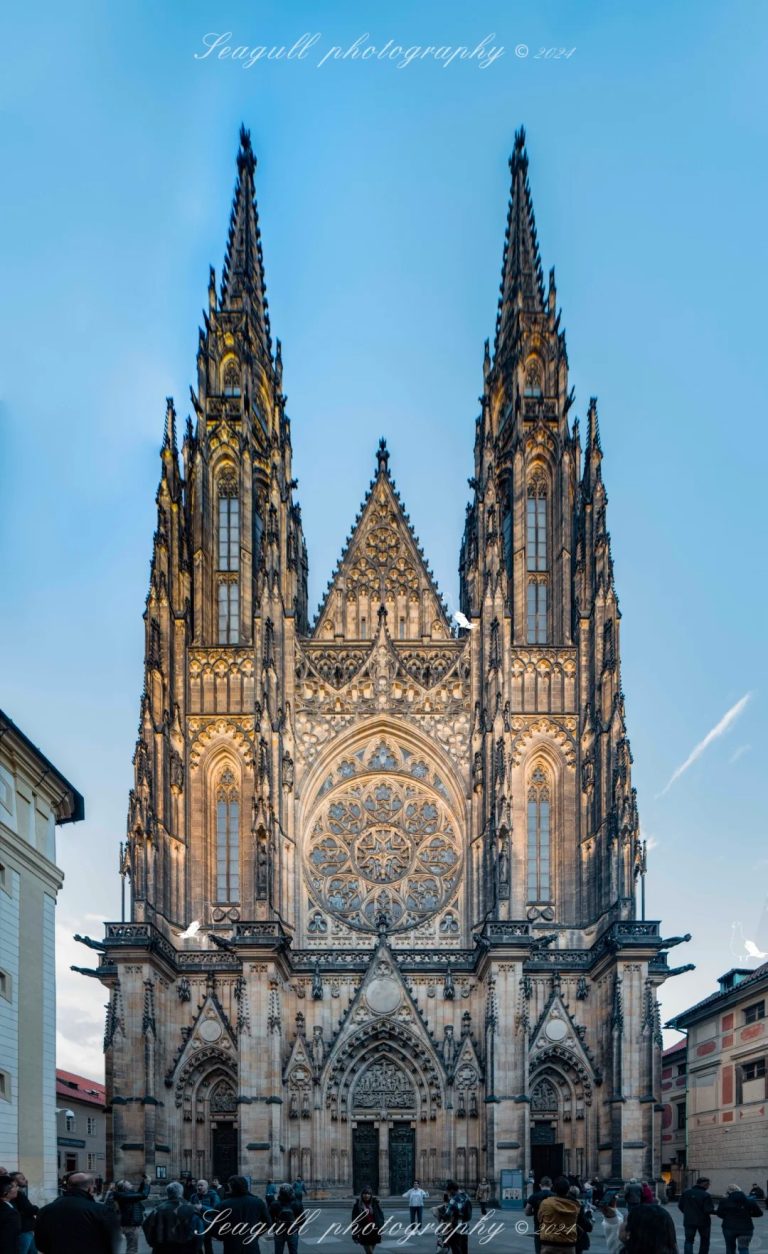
[163,397,177,451]
[495,125,545,358]
[219,125,270,360]
[208,266,217,313]
[586,396,602,453]
[376,437,390,475]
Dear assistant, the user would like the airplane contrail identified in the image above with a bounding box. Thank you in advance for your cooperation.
[657,693,751,797]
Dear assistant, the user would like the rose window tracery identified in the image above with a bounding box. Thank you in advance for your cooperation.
[306,774,461,934]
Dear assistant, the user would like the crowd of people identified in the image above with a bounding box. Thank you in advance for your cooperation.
[1,1162,766,1254]
[0,1169,308,1254]
[522,1172,765,1254]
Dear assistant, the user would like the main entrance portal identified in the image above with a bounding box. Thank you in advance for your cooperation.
[388,1123,415,1195]
[212,1123,238,1183]
[353,1123,380,1195]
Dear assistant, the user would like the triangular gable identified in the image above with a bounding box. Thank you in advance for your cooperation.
[528,985,595,1072]
[164,989,236,1086]
[313,441,452,641]
[325,937,436,1060]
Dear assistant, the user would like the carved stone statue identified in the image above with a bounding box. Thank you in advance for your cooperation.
[442,1024,458,1071]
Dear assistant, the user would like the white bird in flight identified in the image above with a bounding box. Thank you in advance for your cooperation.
[745,939,768,961]
[453,611,477,631]
[175,920,202,939]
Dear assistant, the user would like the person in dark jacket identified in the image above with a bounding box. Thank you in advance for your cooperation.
[191,1180,221,1254]
[624,1179,643,1210]
[0,1177,22,1254]
[351,1188,385,1254]
[35,1173,119,1254]
[619,1204,678,1254]
[143,1181,202,1254]
[716,1185,763,1254]
[211,1176,270,1254]
[525,1177,553,1254]
[108,1177,150,1254]
[678,1178,714,1254]
[269,1184,305,1254]
[10,1172,39,1254]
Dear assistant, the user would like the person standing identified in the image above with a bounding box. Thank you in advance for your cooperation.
[265,1181,277,1205]
[536,1176,581,1253]
[0,1177,21,1254]
[192,1180,221,1254]
[109,1176,150,1254]
[212,1176,269,1254]
[351,1187,384,1254]
[35,1173,119,1254]
[624,1179,643,1211]
[143,1181,202,1254]
[475,1179,491,1217]
[679,1177,714,1254]
[10,1172,38,1254]
[444,1181,472,1254]
[716,1185,763,1254]
[402,1181,429,1230]
[292,1178,306,1204]
[269,1184,304,1254]
[525,1176,553,1254]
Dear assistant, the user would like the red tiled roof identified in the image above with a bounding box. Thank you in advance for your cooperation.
[663,1040,686,1057]
[56,1069,106,1108]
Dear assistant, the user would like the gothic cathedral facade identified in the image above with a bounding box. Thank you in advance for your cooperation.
[95,128,679,1193]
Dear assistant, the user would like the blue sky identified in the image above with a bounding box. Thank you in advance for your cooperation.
[1,0,766,1076]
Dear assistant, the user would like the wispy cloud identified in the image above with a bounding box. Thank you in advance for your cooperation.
[657,693,751,798]
[729,744,751,766]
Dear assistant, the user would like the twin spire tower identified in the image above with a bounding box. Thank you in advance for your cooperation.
[95,126,676,1194]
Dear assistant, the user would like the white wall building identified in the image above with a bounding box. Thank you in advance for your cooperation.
[0,709,84,1201]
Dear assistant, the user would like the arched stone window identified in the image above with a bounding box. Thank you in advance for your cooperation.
[222,359,241,397]
[524,358,543,397]
[217,472,240,572]
[215,768,240,902]
[527,765,552,902]
[526,474,548,572]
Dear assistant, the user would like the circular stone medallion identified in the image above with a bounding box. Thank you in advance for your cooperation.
[365,976,402,1016]
[199,1018,223,1043]
[544,1017,568,1043]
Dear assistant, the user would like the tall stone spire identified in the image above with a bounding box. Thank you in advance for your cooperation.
[220,125,271,361]
[494,126,546,359]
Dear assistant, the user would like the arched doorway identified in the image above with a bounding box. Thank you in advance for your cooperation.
[529,1050,594,1182]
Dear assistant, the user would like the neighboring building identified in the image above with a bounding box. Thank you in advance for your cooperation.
[87,127,682,1193]
[660,1040,687,1193]
[668,965,768,1196]
[55,1069,107,1182]
[0,710,84,1200]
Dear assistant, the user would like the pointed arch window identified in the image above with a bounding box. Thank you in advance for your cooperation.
[215,769,240,902]
[527,765,552,902]
[524,359,543,398]
[222,360,241,397]
[217,473,240,572]
[217,580,239,644]
[527,579,548,644]
[526,476,548,572]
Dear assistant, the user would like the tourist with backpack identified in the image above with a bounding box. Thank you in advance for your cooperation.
[269,1184,305,1254]
[444,1181,472,1254]
[716,1185,763,1254]
[142,1181,203,1254]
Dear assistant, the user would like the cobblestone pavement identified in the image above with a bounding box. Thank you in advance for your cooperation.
[130,1201,767,1253]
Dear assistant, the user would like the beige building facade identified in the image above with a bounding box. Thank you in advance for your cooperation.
[87,128,684,1193]
[55,1070,107,1182]
[669,966,768,1196]
[0,710,84,1200]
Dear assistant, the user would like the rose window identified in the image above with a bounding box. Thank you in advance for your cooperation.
[305,777,461,933]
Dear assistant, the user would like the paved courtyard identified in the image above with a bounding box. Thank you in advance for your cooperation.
[129,1201,767,1252]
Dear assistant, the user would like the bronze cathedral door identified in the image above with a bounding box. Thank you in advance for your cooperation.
[353,1124,380,1195]
[388,1123,415,1196]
